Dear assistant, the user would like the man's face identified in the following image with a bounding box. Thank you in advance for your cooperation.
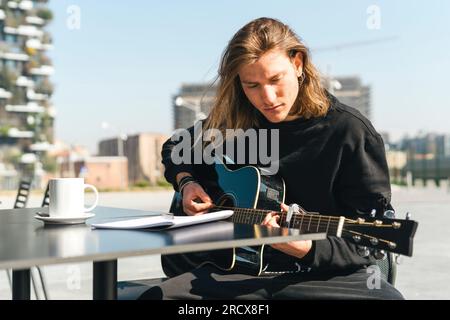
[238,49,303,123]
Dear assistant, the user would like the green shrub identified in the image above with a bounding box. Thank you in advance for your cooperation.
[37,9,53,21]
[156,179,171,188]
[134,180,150,188]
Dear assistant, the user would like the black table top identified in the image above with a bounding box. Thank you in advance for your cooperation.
[0,206,326,269]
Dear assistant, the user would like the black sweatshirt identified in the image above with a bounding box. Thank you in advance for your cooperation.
[161,94,393,273]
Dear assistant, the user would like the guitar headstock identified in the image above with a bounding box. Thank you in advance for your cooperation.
[342,214,418,257]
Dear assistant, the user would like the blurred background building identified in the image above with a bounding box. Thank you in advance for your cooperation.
[397,133,450,185]
[98,132,169,187]
[172,83,217,129]
[173,76,371,130]
[169,79,450,187]
[64,156,128,190]
[0,2,445,192]
[0,0,54,189]
[331,75,371,120]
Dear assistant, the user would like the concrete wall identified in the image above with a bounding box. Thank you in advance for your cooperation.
[79,157,128,190]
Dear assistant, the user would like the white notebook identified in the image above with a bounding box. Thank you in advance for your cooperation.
[91,210,234,230]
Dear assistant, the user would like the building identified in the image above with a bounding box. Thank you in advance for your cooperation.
[172,77,371,130]
[77,157,128,190]
[435,134,450,158]
[58,156,128,190]
[98,137,125,158]
[399,133,450,158]
[172,83,217,129]
[51,142,90,178]
[54,140,129,190]
[0,0,54,181]
[397,133,450,184]
[385,150,407,183]
[379,131,390,146]
[332,76,371,120]
[98,132,169,186]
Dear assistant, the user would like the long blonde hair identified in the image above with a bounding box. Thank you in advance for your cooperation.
[203,17,329,137]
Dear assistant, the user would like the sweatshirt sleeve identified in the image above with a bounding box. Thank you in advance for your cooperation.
[161,125,197,192]
[305,124,394,272]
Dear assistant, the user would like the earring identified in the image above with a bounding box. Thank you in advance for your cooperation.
[298,73,305,85]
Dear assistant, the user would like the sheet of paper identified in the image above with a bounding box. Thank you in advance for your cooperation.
[91,210,234,230]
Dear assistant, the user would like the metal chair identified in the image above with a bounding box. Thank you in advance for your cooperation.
[5,180,50,299]
[34,183,50,299]
[13,180,32,208]
[41,183,50,208]
[375,252,397,286]
[371,209,398,286]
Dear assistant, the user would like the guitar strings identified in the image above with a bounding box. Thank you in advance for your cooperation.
[213,205,343,222]
[213,205,343,231]
[212,205,396,234]
[213,206,395,250]
[213,204,342,224]
[213,205,386,226]
[212,205,394,232]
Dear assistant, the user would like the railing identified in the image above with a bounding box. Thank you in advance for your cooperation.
[0,172,44,190]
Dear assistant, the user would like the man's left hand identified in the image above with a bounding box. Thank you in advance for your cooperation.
[261,203,312,259]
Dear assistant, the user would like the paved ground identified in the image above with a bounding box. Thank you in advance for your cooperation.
[390,185,450,299]
[0,186,449,299]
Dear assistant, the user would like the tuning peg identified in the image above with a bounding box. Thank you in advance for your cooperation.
[383,210,395,219]
[373,250,386,260]
[369,209,376,218]
[357,246,370,257]
[406,212,412,220]
[388,242,397,250]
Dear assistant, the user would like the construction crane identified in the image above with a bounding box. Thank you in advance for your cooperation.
[311,36,399,53]
[310,36,399,93]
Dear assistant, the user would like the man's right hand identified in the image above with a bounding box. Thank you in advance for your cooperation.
[181,182,213,216]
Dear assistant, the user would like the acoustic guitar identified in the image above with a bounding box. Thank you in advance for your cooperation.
[161,160,418,277]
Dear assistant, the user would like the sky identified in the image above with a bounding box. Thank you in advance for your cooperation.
[47,0,450,153]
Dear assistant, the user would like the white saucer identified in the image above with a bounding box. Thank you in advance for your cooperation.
[34,213,96,225]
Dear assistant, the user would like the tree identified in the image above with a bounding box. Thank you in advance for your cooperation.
[36,8,53,21]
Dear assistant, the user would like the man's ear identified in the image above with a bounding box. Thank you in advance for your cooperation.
[292,52,303,75]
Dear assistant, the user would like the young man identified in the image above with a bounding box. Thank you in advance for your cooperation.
[140,17,403,300]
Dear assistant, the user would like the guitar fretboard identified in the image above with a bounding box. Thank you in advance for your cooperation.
[220,207,340,235]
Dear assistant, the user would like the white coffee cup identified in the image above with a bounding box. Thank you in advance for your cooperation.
[49,178,99,217]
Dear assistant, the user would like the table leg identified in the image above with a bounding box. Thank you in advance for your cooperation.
[12,269,30,300]
[93,260,117,300]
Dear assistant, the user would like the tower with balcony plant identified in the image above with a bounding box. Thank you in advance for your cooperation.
[0,0,54,184]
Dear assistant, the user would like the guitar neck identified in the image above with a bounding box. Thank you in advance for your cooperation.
[229,208,342,236]
[225,206,418,257]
